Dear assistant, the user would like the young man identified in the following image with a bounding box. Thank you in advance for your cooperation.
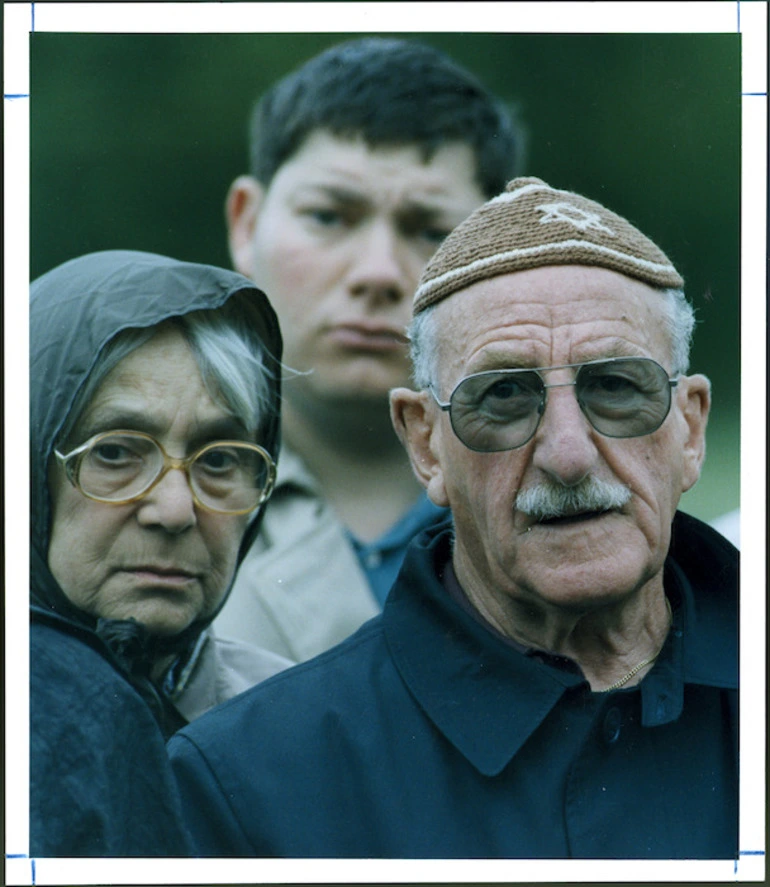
[215,37,522,662]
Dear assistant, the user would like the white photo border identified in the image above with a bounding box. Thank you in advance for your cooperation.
[5,2,766,884]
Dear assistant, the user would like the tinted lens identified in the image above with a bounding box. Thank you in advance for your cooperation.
[576,359,673,437]
[449,370,544,451]
[191,443,273,512]
[445,359,674,453]
[77,432,162,500]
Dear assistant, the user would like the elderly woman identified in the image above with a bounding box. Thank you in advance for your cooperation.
[30,250,288,855]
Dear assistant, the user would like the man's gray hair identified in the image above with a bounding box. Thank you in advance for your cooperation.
[59,309,277,447]
[408,287,696,392]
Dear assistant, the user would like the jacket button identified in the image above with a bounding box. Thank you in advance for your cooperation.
[602,707,622,744]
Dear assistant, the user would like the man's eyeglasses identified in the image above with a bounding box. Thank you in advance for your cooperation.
[429,357,679,453]
[55,431,276,515]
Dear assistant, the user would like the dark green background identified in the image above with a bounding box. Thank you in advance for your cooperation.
[30,32,740,521]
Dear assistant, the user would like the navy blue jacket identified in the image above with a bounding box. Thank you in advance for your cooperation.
[168,511,738,859]
[30,621,191,857]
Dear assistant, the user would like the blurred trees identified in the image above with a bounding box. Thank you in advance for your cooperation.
[30,31,740,519]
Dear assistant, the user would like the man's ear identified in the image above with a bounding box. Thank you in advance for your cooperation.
[225,175,264,279]
[678,373,711,493]
[390,388,450,508]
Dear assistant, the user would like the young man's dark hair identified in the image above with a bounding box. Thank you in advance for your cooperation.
[217,36,523,666]
[248,37,522,196]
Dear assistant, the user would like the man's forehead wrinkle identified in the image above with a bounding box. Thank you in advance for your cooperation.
[437,298,667,388]
[464,321,550,369]
[465,320,653,363]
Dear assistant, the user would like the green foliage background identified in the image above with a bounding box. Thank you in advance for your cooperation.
[30,31,740,522]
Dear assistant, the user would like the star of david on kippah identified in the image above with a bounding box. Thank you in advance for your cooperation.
[536,201,616,236]
[412,177,685,314]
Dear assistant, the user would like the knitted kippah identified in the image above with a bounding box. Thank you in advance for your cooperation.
[413,177,683,315]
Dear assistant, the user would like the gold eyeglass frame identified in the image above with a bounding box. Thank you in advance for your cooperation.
[54,429,277,515]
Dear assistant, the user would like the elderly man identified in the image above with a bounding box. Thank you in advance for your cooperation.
[168,178,738,859]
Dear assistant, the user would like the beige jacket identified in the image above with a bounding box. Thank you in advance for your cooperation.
[214,448,380,664]
[172,629,292,722]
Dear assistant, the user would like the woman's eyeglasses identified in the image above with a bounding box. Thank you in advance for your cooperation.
[55,430,276,514]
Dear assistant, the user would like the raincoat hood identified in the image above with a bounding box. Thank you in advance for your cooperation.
[30,250,282,668]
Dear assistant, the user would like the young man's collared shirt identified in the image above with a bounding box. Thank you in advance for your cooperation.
[347,493,449,606]
[215,446,449,662]
[170,511,738,859]
[166,629,292,723]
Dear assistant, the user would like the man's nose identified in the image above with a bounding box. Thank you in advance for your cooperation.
[347,220,412,304]
[136,467,197,533]
[530,385,600,487]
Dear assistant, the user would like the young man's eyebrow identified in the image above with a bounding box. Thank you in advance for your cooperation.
[297,182,460,215]
[397,203,447,224]
[296,183,369,205]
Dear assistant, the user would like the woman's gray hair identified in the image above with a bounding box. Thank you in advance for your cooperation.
[58,307,278,447]
[408,286,697,391]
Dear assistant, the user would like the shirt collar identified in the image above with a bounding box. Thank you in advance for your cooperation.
[384,527,584,776]
[667,510,738,692]
[277,443,449,550]
[272,445,319,496]
[384,513,737,774]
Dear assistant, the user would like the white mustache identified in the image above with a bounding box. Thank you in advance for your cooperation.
[516,476,632,521]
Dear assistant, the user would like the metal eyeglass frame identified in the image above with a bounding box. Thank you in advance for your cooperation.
[428,357,679,452]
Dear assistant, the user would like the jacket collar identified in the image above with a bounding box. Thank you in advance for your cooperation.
[272,445,320,496]
[384,512,737,775]
[384,527,582,776]
[668,510,738,690]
